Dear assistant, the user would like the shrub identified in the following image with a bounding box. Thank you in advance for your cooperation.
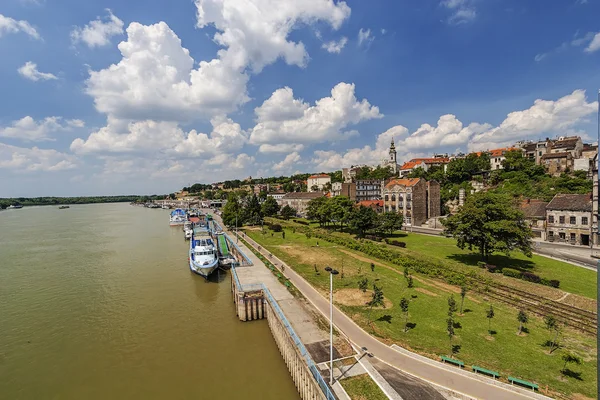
[548,279,560,288]
[522,271,541,283]
[270,224,283,232]
[364,234,382,242]
[502,268,523,278]
[387,240,406,248]
[477,261,487,268]
[485,264,499,273]
[294,219,309,225]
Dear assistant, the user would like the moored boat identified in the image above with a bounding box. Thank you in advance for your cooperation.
[58,205,70,209]
[7,204,23,209]
[189,228,219,278]
[170,208,187,226]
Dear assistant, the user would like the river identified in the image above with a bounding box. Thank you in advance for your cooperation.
[0,203,299,399]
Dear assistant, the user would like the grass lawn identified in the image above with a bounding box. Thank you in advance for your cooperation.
[246,227,598,399]
[340,374,388,400]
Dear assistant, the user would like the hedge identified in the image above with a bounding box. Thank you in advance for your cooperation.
[522,271,541,284]
[385,239,407,248]
[502,268,522,278]
[270,224,282,232]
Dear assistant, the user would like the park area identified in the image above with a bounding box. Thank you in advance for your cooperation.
[245,222,598,399]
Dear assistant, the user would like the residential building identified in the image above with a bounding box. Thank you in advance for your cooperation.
[518,139,552,165]
[331,182,342,197]
[399,160,426,177]
[342,165,367,183]
[307,174,331,192]
[381,178,441,226]
[520,199,548,240]
[575,144,598,177]
[355,179,382,202]
[358,200,384,213]
[593,154,599,247]
[277,192,325,216]
[399,157,450,177]
[545,193,592,246]
[540,152,574,176]
[267,191,286,201]
[550,136,583,159]
[487,147,520,170]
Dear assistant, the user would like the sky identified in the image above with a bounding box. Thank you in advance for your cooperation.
[1,0,599,197]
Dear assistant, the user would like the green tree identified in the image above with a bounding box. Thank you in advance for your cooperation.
[517,310,528,335]
[447,317,455,355]
[280,205,296,220]
[442,191,533,261]
[399,297,410,332]
[407,275,413,288]
[367,284,385,324]
[447,294,457,317]
[349,205,378,237]
[222,194,243,227]
[331,196,354,231]
[261,196,280,217]
[544,315,560,352]
[306,197,329,225]
[378,211,404,236]
[502,150,535,172]
[358,278,369,293]
[245,194,263,225]
[561,352,582,373]
[486,305,495,334]
[459,286,467,315]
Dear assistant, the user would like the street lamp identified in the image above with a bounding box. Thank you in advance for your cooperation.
[324,266,339,385]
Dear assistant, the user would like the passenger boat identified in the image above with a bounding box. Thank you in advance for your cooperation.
[169,208,187,226]
[7,204,23,209]
[189,227,219,278]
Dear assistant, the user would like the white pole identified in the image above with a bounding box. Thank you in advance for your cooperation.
[329,271,333,385]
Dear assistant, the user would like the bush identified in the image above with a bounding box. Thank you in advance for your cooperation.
[270,224,282,232]
[502,268,523,278]
[364,234,383,242]
[294,219,309,225]
[522,271,541,283]
[548,279,560,288]
[386,239,407,248]
[485,264,499,273]
[477,261,487,268]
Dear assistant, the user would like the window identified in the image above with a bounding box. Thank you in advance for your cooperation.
[570,233,576,242]
[384,195,388,201]
[548,215,554,223]
[582,217,588,225]
[548,231,554,238]
[391,194,396,202]
[559,232,566,240]
[569,216,576,224]
[559,216,565,224]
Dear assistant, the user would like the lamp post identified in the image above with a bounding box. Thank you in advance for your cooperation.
[324,266,339,385]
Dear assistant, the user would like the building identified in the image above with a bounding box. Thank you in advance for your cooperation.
[518,139,552,165]
[593,154,599,247]
[520,199,548,240]
[545,193,592,246]
[398,157,450,178]
[381,178,440,226]
[550,136,583,159]
[267,191,286,200]
[307,174,331,192]
[575,144,598,177]
[487,147,520,170]
[358,200,384,213]
[342,165,367,183]
[355,179,382,202]
[277,192,325,216]
[331,182,342,197]
[540,152,574,176]
[380,139,399,174]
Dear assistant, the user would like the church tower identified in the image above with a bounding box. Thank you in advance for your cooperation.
[389,138,397,174]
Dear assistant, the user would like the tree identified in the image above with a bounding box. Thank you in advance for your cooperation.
[306,197,329,225]
[517,310,528,335]
[349,206,378,237]
[561,352,582,373]
[261,196,280,217]
[544,315,560,352]
[442,191,533,261]
[447,295,457,317]
[407,275,413,288]
[358,278,369,293]
[367,284,385,324]
[331,196,354,231]
[280,205,296,220]
[370,262,375,272]
[378,211,404,236]
[459,286,467,315]
[245,194,263,225]
[502,150,535,172]
[400,297,410,332]
[222,193,243,227]
[486,305,495,334]
[447,317,455,355]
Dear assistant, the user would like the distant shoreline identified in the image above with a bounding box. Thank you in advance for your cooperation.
[0,195,165,208]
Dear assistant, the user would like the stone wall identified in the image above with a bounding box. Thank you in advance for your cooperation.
[411,179,427,226]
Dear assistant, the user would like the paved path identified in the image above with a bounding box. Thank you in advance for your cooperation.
[237,230,551,400]
[532,240,597,270]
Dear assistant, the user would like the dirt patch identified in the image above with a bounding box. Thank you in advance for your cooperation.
[413,276,481,304]
[415,287,438,297]
[279,245,338,266]
[338,248,386,267]
[570,393,596,400]
[335,288,393,309]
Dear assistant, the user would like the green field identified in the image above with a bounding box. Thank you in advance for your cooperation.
[340,374,388,400]
[246,227,598,399]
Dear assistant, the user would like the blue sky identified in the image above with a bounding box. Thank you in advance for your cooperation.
[1,0,599,196]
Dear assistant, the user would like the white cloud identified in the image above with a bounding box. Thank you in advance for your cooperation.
[0,116,83,141]
[322,37,348,54]
[0,143,77,172]
[441,0,476,25]
[258,143,305,153]
[0,14,40,39]
[18,61,57,81]
[249,82,382,145]
[273,151,302,171]
[70,9,124,48]
[584,32,600,53]
[470,90,598,150]
[195,0,351,72]
[358,28,373,46]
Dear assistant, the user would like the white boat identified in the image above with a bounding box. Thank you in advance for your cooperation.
[170,208,187,226]
[189,228,219,278]
[185,229,193,240]
[7,204,23,209]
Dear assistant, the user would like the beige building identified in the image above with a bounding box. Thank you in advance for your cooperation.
[550,136,583,158]
[277,192,325,216]
[381,178,440,226]
[520,199,548,240]
[546,193,592,246]
[540,152,574,176]
[307,174,331,192]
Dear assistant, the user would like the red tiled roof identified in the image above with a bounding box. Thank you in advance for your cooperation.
[400,161,421,170]
[411,157,450,164]
[358,200,383,207]
[385,178,420,188]
[308,174,330,179]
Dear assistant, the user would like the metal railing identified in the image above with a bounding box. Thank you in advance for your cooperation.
[229,245,335,400]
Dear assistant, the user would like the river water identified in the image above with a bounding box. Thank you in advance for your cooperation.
[0,203,299,399]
